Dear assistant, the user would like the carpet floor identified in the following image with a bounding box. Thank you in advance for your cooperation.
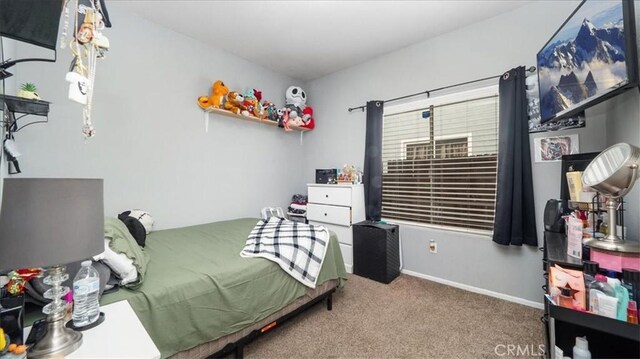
[244,274,544,358]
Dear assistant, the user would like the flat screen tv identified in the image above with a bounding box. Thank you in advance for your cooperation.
[537,0,638,123]
[0,0,64,50]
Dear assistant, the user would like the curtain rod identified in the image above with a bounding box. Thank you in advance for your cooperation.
[347,66,536,112]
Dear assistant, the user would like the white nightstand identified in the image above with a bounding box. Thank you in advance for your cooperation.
[24,300,160,359]
[307,183,365,273]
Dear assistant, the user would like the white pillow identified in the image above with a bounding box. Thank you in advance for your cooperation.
[94,239,138,285]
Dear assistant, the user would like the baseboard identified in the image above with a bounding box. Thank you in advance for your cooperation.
[401,269,544,310]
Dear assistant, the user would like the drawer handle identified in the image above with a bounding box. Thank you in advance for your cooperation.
[325,195,329,198]
[324,213,327,216]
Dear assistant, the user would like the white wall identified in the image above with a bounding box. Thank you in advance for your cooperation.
[303,0,639,304]
[9,5,305,229]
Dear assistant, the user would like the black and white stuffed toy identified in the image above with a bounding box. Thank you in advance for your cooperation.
[118,210,154,247]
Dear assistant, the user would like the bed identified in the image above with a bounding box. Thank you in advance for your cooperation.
[99,218,347,358]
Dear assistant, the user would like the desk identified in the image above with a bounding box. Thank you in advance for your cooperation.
[24,301,160,359]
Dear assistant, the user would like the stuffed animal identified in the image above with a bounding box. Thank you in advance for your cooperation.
[224,92,246,114]
[263,101,278,122]
[197,80,229,109]
[301,106,315,129]
[276,108,286,128]
[253,89,266,118]
[284,86,305,123]
[242,89,258,117]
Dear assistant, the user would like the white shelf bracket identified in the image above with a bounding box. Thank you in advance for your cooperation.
[204,111,210,133]
[299,131,304,145]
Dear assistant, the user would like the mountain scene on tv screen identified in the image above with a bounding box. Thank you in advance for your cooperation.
[538,1,628,121]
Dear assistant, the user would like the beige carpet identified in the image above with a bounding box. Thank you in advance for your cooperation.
[244,274,544,358]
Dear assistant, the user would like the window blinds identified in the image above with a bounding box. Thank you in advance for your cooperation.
[381,92,499,233]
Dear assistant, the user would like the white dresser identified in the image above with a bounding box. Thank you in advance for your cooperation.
[307,183,365,273]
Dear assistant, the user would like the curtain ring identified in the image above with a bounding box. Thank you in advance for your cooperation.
[376,101,381,107]
[502,72,510,80]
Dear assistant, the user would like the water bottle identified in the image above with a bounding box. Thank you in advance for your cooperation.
[72,260,100,327]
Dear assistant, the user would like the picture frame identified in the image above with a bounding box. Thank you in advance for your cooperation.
[534,134,580,162]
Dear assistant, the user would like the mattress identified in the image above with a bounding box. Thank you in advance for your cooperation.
[100,218,347,358]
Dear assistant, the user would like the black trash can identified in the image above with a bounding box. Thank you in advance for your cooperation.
[353,221,400,284]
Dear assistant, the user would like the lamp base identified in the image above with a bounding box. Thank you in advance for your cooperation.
[28,310,82,359]
[584,237,640,253]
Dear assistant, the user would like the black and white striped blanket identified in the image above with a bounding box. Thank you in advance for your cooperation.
[241,217,330,288]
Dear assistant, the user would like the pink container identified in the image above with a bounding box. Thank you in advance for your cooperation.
[591,248,640,272]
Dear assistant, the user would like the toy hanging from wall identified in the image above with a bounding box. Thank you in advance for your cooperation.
[282,86,314,131]
[61,0,112,138]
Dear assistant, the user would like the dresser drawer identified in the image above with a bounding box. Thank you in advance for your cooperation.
[307,203,351,226]
[308,186,352,206]
[310,222,353,246]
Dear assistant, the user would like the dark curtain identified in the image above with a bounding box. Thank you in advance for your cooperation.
[492,66,538,246]
[363,101,384,221]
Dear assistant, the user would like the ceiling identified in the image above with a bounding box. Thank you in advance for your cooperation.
[111,1,532,82]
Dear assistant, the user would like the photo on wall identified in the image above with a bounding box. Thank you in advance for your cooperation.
[534,134,580,162]
[527,74,585,133]
[537,0,632,123]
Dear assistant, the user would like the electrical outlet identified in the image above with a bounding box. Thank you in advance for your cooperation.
[429,240,437,254]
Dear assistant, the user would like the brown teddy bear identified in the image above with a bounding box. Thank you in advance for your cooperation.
[224,92,246,114]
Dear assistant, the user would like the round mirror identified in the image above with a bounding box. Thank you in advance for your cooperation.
[582,143,640,198]
[581,143,640,253]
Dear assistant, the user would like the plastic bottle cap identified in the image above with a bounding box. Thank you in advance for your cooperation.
[575,336,589,350]
[81,260,92,266]
[605,270,619,279]
[583,261,599,276]
[595,274,607,282]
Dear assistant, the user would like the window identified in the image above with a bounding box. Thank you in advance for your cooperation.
[381,87,499,233]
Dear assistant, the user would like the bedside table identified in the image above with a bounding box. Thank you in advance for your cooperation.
[24,300,160,359]
[307,183,365,273]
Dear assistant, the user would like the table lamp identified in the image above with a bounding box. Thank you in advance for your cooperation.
[582,143,640,253]
[0,178,104,358]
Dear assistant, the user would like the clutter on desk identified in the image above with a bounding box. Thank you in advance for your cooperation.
[315,166,362,185]
[548,259,640,324]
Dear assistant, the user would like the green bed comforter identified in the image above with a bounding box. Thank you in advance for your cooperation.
[101,218,347,358]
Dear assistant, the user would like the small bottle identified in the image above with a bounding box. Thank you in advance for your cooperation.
[559,287,573,309]
[627,300,638,324]
[622,268,639,303]
[583,261,599,304]
[589,274,615,313]
[72,260,101,327]
[573,337,591,359]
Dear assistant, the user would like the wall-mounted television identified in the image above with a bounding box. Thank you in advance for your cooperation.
[537,0,638,124]
[0,0,64,50]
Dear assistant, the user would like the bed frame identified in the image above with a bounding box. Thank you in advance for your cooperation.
[207,288,335,359]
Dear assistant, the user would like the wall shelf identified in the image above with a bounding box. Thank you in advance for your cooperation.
[1,94,50,117]
[202,107,311,143]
